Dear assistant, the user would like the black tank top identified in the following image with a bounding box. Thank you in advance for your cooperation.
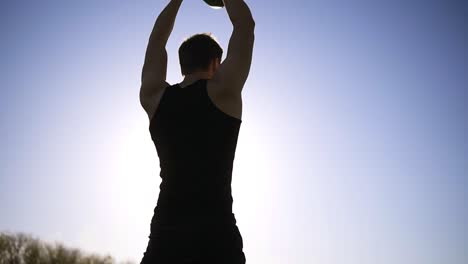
[149,79,242,226]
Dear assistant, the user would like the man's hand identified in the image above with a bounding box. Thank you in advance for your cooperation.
[223,0,255,26]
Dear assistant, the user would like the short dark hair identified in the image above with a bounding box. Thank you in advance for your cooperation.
[178,33,223,75]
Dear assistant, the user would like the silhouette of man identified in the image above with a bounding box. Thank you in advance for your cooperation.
[139,0,254,263]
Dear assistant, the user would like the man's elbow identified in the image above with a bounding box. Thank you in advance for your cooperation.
[246,17,255,28]
[233,18,255,30]
[249,19,255,29]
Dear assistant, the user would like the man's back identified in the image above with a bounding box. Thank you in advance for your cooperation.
[149,79,242,226]
[141,79,245,263]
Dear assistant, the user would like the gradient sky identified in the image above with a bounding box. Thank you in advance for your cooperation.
[1,0,467,263]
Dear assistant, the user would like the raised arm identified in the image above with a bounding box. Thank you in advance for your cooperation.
[140,0,183,117]
[212,0,255,96]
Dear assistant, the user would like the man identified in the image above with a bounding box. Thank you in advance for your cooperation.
[139,0,255,263]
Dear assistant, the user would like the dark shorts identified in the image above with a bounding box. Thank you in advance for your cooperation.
[140,221,246,264]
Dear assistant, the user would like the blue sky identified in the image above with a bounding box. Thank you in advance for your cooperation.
[1,0,467,263]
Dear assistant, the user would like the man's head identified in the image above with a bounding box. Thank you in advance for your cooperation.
[178,33,223,76]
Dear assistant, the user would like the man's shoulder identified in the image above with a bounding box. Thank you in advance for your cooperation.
[140,80,171,122]
[206,79,243,121]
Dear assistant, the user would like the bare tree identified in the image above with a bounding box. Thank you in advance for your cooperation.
[0,232,134,264]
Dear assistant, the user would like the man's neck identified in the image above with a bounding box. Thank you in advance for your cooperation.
[180,72,212,87]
